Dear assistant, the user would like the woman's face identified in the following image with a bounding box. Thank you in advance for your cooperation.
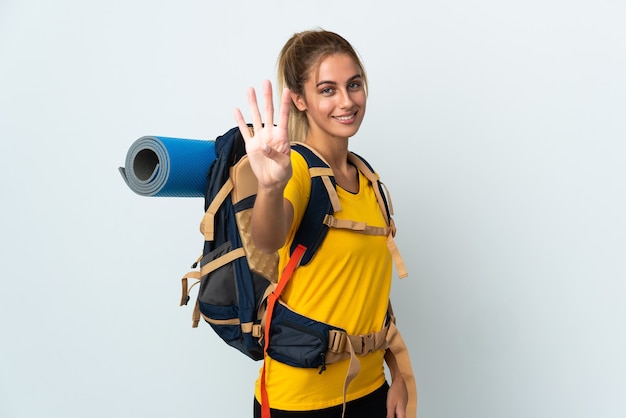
[294,53,367,141]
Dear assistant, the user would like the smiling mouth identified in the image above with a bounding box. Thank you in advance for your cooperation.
[333,112,357,122]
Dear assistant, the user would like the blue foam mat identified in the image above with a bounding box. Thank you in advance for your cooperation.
[119,136,216,197]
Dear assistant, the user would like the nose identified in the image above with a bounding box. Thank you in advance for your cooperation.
[337,89,354,109]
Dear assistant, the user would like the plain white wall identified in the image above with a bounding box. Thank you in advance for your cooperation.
[1,1,624,417]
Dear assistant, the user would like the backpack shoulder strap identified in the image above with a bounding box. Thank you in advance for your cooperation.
[348,152,408,279]
[289,143,408,278]
[289,143,339,266]
[347,151,393,225]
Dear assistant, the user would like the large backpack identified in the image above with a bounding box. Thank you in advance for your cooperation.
[180,126,416,417]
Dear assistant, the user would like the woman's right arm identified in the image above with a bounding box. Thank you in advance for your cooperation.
[233,80,294,253]
[249,182,294,253]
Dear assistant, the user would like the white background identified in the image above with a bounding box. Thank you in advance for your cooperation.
[1,1,625,417]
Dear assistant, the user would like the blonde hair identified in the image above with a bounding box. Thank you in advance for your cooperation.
[277,29,368,142]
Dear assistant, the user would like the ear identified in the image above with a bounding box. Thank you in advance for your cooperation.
[290,91,307,111]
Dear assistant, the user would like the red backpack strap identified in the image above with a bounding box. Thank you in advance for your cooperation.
[260,244,307,418]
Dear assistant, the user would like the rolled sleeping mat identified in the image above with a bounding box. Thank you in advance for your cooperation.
[119,136,216,197]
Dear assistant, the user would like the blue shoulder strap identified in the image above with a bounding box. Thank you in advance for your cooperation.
[289,143,335,266]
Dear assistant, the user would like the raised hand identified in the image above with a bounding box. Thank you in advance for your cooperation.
[233,80,292,190]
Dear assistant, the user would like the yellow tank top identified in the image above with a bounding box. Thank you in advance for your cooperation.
[255,150,392,410]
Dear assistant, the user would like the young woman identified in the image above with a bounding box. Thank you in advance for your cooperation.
[234,29,413,418]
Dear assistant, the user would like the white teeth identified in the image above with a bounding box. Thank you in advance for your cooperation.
[335,115,354,121]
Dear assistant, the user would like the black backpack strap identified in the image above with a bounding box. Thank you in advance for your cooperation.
[289,143,339,266]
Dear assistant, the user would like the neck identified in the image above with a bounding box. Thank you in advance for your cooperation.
[304,131,359,193]
[304,131,350,171]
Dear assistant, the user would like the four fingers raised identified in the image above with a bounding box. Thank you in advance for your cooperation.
[234,80,290,143]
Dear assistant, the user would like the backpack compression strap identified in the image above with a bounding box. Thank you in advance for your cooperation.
[200,176,234,241]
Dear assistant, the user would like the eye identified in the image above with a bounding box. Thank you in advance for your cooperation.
[348,81,362,90]
[320,87,335,95]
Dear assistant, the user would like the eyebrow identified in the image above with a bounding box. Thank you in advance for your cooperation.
[316,74,362,88]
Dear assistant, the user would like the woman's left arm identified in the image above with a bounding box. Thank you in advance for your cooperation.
[384,349,408,418]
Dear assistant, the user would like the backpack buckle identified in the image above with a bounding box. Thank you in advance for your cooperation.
[328,329,347,353]
[252,324,263,339]
[360,332,377,354]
